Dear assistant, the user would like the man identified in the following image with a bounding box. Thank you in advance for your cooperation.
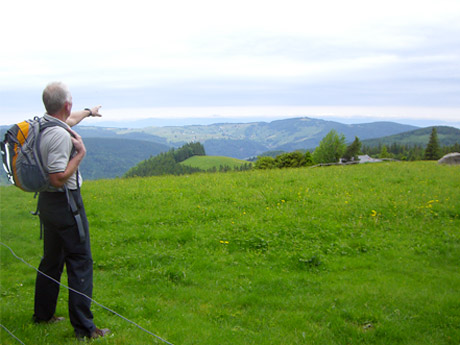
[33,82,110,340]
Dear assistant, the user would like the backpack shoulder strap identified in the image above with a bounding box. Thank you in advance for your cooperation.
[38,118,76,142]
[39,117,70,132]
[65,186,86,243]
[36,117,76,162]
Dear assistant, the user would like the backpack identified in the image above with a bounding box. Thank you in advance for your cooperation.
[1,116,69,192]
[1,117,87,242]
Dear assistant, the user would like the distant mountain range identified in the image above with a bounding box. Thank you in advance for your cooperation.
[1,117,459,182]
[74,117,418,159]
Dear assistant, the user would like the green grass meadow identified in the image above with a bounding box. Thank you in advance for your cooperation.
[180,155,249,170]
[1,162,459,344]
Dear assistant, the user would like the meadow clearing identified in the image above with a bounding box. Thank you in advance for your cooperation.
[1,161,459,344]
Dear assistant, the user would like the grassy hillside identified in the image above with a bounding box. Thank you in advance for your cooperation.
[180,155,249,170]
[1,162,459,345]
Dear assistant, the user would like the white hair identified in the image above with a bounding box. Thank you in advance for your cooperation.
[42,82,72,115]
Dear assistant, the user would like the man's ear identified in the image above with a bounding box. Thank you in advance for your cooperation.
[65,101,72,115]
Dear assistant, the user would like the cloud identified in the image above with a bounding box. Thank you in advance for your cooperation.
[1,0,460,126]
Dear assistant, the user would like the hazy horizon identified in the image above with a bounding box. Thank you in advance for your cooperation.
[1,109,459,129]
[1,0,459,128]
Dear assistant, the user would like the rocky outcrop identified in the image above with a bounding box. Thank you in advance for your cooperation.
[438,152,460,165]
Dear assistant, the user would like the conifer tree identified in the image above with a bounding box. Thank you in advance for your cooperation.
[343,136,362,161]
[424,127,441,160]
[379,145,391,159]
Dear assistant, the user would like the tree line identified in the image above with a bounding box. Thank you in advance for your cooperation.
[362,128,459,161]
[254,130,362,169]
[254,127,459,169]
[205,163,253,173]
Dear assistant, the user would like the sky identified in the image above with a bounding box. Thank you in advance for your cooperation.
[1,0,459,127]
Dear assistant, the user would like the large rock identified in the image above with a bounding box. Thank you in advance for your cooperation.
[438,152,460,165]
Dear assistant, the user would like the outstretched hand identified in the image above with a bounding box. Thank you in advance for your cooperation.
[89,105,102,118]
[66,106,102,127]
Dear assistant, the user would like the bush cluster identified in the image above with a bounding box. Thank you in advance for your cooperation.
[254,151,314,169]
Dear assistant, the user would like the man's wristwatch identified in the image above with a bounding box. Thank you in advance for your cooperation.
[84,108,93,117]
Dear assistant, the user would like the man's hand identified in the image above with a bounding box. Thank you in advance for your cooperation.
[88,105,102,118]
[49,129,86,188]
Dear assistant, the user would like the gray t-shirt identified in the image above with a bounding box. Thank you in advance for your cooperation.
[40,114,82,190]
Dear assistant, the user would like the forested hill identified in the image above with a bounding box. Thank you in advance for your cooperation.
[361,126,460,148]
[81,138,170,179]
[124,142,205,178]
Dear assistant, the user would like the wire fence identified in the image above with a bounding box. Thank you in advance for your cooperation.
[0,323,26,345]
[0,241,175,345]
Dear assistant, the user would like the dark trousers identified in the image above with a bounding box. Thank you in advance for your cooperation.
[34,190,95,337]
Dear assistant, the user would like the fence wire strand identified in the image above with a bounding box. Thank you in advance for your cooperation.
[0,323,26,345]
[0,241,175,345]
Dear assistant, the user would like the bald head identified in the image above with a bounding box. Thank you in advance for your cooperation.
[42,82,72,115]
